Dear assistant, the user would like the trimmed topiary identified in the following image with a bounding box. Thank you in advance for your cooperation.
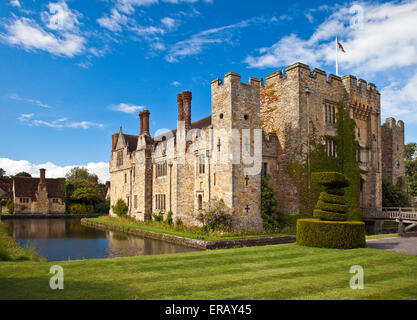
[296,219,366,249]
[318,192,344,205]
[311,172,350,188]
[312,210,346,221]
[311,172,350,221]
[316,200,347,213]
[297,172,365,249]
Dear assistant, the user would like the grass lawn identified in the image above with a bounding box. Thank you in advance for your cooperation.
[1,243,416,300]
[366,233,399,240]
[86,216,291,241]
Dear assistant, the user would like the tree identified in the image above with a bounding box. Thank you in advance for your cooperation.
[405,142,417,196]
[405,143,417,161]
[382,179,409,207]
[261,175,279,230]
[0,168,6,178]
[14,172,32,178]
[65,167,97,185]
[71,184,104,205]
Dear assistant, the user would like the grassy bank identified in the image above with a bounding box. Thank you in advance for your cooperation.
[0,221,41,262]
[0,243,416,299]
[366,233,398,240]
[86,216,291,241]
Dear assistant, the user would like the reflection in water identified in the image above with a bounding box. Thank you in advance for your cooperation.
[3,218,199,261]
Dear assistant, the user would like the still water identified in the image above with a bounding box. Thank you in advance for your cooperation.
[3,218,199,261]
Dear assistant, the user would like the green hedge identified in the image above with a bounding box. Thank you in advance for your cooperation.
[296,218,366,249]
[316,200,347,213]
[311,172,350,188]
[318,192,345,204]
[313,210,346,221]
[326,188,345,196]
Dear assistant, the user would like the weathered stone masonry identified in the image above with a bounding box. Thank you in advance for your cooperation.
[109,62,405,231]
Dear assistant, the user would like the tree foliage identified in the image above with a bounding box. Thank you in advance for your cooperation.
[0,168,6,178]
[14,172,32,178]
[261,175,279,230]
[287,101,362,220]
[65,167,97,185]
[112,199,128,217]
[382,179,409,207]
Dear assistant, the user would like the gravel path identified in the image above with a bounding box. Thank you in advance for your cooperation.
[366,236,417,256]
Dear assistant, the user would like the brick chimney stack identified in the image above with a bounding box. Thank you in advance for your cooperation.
[182,91,192,129]
[177,93,184,123]
[139,109,150,135]
[39,168,46,185]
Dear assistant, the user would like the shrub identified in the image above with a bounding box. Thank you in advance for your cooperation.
[197,198,232,232]
[382,179,409,207]
[296,218,366,249]
[175,218,183,228]
[69,203,87,214]
[261,175,279,230]
[318,192,345,204]
[95,201,110,214]
[112,199,128,217]
[165,211,173,225]
[312,172,350,222]
[6,202,14,215]
[152,210,164,222]
[311,172,350,188]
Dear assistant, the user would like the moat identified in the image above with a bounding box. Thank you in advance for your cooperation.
[3,218,199,261]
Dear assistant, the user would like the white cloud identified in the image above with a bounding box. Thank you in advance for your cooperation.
[10,0,21,8]
[115,0,159,14]
[151,42,166,51]
[76,61,92,69]
[97,8,128,32]
[41,1,81,31]
[9,94,53,108]
[245,1,417,73]
[110,103,145,114]
[132,25,165,37]
[166,16,270,62]
[18,114,104,129]
[244,1,417,123]
[0,158,110,183]
[0,17,86,58]
[161,17,179,30]
[170,81,181,86]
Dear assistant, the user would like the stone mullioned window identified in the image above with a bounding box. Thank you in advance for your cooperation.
[156,161,167,178]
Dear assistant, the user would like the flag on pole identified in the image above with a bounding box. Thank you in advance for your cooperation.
[337,39,346,53]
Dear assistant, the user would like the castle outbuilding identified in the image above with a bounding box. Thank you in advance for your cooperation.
[109,62,405,231]
[0,169,65,214]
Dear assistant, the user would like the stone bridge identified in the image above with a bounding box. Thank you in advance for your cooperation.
[362,207,417,234]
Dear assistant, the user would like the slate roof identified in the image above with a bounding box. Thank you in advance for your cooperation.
[4,177,65,200]
[113,115,212,150]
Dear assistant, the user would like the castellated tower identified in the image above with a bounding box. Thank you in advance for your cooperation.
[261,62,383,212]
[211,73,264,231]
[381,118,405,188]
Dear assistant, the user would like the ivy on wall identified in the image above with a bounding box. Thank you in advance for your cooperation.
[287,100,363,220]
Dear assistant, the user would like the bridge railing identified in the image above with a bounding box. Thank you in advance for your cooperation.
[362,207,417,221]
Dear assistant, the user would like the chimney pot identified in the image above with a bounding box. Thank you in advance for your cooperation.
[39,168,46,185]
[139,109,150,135]
[182,91,192,129]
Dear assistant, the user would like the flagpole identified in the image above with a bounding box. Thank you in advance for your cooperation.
[335,36,339,76]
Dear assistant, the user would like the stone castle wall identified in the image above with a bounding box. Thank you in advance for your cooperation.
[109,62,405,231]
[382,118,405,188]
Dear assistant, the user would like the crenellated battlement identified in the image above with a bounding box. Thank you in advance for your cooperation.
[211,72,263,90]
[383,117,404,129]
[264,62,379,96]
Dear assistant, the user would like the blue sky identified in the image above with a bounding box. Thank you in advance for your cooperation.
[1,0,417,181]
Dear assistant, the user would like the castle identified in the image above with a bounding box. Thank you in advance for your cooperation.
[109,62,405,231]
